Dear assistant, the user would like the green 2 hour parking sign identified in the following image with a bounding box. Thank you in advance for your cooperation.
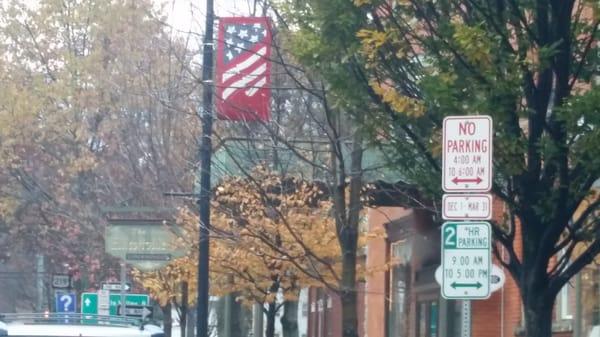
[441,222,491,299]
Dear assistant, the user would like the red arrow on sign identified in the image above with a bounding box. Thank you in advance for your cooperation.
[452,176,482,184]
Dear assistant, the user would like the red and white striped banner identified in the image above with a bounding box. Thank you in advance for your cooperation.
[215,17,272,121]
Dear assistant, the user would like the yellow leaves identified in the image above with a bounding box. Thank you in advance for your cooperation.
[356,29,388,49]
[370,80,425,117]
[353,0,372,6]
[428,127,443,158]
[452,23,492,70]
[66,155,97,175]
[132,256,198,307]
[0,197,18,218]
[356,29,389,64]
[168,166,342,302]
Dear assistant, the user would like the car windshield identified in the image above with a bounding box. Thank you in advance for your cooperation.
[0,1,599,337]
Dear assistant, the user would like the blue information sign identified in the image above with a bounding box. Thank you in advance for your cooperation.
[55,291,76,313]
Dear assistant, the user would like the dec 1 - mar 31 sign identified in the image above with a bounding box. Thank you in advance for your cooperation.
[443,116,493,192]
[442,194,492,220]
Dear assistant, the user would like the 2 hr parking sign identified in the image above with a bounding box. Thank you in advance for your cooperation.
[441,222,491,299]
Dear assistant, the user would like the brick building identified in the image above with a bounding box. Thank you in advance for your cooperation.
[304,189,600,337]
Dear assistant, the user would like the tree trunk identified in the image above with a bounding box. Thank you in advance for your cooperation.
[224,293,234,337]
[180,281,188,337]
[217,297,226,337]
[341,251,358,337]
[186,305,196,337]
[281,300,298,337]
[265,302,277,337]
[162,301,173,337]
[523,298,554,337]
[253,302,264,337]
[231,294,252,337]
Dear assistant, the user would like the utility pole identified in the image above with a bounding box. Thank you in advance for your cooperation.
[196,0,214,336]
[120,262,127,317]
[36,254,45,312]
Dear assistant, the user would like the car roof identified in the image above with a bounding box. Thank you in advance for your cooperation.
[5,323,159,337]
[0,314,162,337]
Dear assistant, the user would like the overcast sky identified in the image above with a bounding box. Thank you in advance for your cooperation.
[164,0,253,36]
[0,0,254,37]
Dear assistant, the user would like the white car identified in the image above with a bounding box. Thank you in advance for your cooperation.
[0,313,163,337]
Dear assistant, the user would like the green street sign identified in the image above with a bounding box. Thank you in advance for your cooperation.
[441,222,491,299]
[81,293,98,315]
[81,293,150,315]
[105,219,186,271]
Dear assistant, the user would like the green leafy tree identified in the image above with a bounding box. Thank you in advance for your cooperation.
[273,0,599,336]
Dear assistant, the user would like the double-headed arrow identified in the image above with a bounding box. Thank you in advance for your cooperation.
[451,281,482,289]
[452,176,482,185]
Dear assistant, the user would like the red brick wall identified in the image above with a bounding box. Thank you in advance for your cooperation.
[471,197,524,337]
[306,283,366,337]
[365,207,412,337]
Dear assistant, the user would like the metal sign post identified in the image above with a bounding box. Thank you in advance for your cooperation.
[120,262,126,317]
[98,290,110,316]
[461,300,471,337]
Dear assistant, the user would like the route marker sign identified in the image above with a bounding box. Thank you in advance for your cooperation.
[52,274,71,289]
[441,222,491,299]
[442,116,493,192]
[442,194,492,220]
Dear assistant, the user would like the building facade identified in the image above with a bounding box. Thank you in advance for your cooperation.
[304,194,600,337]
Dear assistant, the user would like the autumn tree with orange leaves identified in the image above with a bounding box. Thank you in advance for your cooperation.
[137,167,343,337]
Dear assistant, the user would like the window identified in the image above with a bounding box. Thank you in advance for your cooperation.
[416,300,439,337]
[388,240,411,337]
[559,282,573,320]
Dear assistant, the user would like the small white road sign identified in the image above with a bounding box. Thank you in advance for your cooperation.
[441,222,491,299]
[443,116,493,192]
[442,194,492,220]
[102,282,131,292]
[489,265,506,293]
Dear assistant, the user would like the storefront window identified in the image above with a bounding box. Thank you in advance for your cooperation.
[388,240,411,337]
[417,300,439,337]
[580,266,600,337]
[555,264,600,337]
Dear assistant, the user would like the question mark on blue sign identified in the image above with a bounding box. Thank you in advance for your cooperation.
[60,294,73,312]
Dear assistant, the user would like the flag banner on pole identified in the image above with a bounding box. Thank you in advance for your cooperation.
[215,17,272,121]
[375,0,393,18]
